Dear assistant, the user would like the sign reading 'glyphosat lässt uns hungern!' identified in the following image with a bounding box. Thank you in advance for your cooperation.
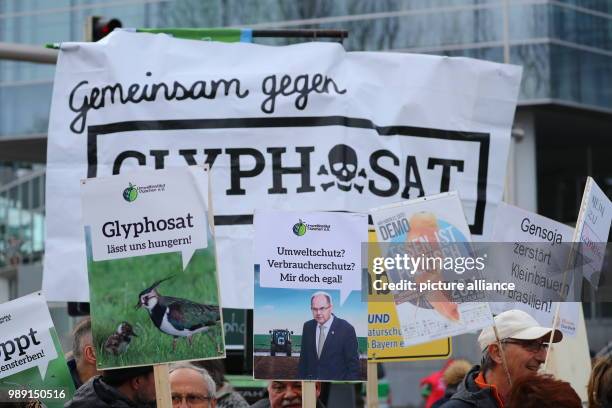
[80,166,225,369]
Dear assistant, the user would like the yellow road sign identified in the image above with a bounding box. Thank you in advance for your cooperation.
[367,230,451,362]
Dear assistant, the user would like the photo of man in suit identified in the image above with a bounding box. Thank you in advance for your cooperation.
[297,291,361,380]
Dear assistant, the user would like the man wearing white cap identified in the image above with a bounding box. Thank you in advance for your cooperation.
[439,309,563,408]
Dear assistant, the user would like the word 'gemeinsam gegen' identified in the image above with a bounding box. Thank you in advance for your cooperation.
[67,72,347,133]
[102,213,194,239]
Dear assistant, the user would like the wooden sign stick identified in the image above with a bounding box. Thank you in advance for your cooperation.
[493,325,512,387]
[154,364,173,408]
[302,381,317,408]
[543,232,576,370]
[544,213,582,369]
[366,361,379,407]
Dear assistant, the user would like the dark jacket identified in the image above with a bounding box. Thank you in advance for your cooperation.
[297,315,361,381]
[437,366,500,408]
[216,382,249,408]
[431,384,458,408]
[64,376,151,408]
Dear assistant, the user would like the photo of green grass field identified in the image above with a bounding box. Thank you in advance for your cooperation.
[88,242,225,369]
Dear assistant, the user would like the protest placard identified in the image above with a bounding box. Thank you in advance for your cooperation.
[80,166,225,369]
[43,30,522,308]
[574,177,611,288]
[370,192,494,347]
[0,292,75,408]
[366,231,451,362]
[253,210,367,381]
[487,202,579,335]
[545,303,591,404]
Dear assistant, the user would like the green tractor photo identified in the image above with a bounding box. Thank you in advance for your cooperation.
[269,329,293,357]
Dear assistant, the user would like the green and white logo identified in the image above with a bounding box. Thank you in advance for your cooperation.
[292,219,307,236]
[123,183,138,202]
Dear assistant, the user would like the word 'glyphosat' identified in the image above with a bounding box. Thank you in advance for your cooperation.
[102,213,194,239]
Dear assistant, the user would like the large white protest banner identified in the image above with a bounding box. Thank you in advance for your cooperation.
[574,177,611,288]
[370,192,494,347]
[488,202,579,335]
[43,30,522,306]
[0,293,75,408]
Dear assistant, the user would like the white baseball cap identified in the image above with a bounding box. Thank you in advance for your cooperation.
[478,309,563,351]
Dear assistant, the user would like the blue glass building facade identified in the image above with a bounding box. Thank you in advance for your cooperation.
[1,1,611,139]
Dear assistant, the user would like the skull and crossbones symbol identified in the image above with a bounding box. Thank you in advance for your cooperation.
[318,144,367,193]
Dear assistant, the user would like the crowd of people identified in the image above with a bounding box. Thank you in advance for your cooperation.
[64,316,248,407]
[63,316,322,408]
[58,310,611,408]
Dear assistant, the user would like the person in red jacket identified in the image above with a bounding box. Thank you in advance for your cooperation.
[420,360,454,408]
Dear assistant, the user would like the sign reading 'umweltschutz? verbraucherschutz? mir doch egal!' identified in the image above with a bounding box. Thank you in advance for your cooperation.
[254,211,368,381]
[80,166,225,369]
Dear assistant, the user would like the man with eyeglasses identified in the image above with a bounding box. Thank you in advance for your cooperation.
[250,381,325,408]
[439,309,563,408]
[297,291,360,380]
[169,362,216,407]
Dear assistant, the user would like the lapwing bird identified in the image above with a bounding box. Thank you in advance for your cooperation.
[104,321,137,356]
[135,277,220,350]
